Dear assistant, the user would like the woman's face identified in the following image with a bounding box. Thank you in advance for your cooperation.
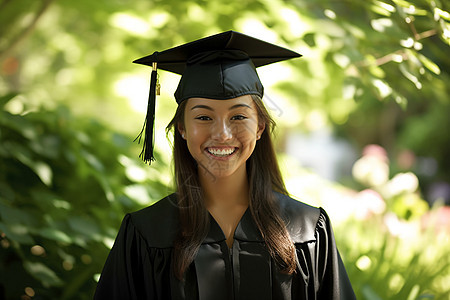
[179,95,265,180]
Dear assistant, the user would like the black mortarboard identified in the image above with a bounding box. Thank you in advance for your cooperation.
[133,30,301,163]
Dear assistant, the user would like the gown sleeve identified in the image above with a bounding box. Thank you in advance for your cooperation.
[94,214,156,300]
[315,208,355,299]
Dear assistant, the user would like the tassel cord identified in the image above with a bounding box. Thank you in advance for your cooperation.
[135,67,158,163]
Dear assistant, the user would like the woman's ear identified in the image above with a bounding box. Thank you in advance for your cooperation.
[256,122,265,140]
[177,122,186,139]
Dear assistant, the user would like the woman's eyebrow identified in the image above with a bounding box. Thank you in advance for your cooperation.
[229,103,252,110]
[191,105,213,111]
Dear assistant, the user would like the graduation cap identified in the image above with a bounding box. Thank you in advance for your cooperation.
[133,30,301,163]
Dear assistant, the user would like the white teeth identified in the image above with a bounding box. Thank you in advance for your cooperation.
[207,148,235,157]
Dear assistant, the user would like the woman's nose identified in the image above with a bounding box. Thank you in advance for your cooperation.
[211,120,233,142]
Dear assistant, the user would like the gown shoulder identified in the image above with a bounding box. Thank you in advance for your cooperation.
[128,193,179,248]
[274,192,326,244]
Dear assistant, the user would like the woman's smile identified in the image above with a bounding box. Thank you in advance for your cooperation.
[205,146,238,159]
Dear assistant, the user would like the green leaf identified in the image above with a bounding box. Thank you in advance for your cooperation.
[372,79,392,98]
[399,64,422,89]
[0,222,34,244]
[417,53,441,75]
[15,154,53,186]
[40,227,72,243]
[370,0,395,17]
[68,216,101,240]
[434,7,450,21]
[23,261,63,288]
[33,161,53,186]
[81,149,105,171]
[0,93,17,108]
[0,113,33,137]
[392,0,414,8]
[406,284,420,300]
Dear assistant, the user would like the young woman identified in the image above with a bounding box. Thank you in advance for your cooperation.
[94,31,356,300]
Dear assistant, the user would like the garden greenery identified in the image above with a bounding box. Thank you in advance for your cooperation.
[1,0,449,299]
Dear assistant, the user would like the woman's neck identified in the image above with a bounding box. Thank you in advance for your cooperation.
[198,165,249,209]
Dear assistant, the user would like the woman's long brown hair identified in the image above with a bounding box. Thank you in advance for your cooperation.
[166,95,297,279]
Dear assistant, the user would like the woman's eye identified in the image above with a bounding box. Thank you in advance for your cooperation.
[231,115,247,121]
[195,116,211,121]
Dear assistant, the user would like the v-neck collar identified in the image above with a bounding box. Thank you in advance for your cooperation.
[202,208,264,244]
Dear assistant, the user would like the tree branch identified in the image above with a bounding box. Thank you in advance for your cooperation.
[355,50,409,68]
[0,0,54,63]
[406,16,438,41]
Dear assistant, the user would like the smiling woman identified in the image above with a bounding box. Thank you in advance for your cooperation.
[94,31,356,300]
[180,95,264,180]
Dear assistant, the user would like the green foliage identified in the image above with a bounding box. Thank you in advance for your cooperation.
[337,213,450,300]
[340,145,450,299]
[285,145,450,299]
[0,94,169,299]
[285,0,450,181]
[0,0,449,299]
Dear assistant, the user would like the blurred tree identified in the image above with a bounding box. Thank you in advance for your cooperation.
[299,0,450,192]
[0,94,169,298]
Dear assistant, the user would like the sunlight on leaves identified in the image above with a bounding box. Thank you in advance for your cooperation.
[1,0,449,299]
[124,184,152,206]
[371,18,393,32]
[372,79,392,98]
[434,7,450,21]
[417,53,441,75]
[40,228,72,244]
[23,262,63,288]
[109,12,150,37]
[356,255,372,271]
[33,162,53,186]
[399,64,422,89]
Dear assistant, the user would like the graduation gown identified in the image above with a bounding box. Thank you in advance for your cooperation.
[94,192,355,299]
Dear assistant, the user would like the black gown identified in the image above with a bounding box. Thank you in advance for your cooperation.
[94,192,356,299]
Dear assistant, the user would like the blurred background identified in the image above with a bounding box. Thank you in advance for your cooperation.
[1,0,449,299]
